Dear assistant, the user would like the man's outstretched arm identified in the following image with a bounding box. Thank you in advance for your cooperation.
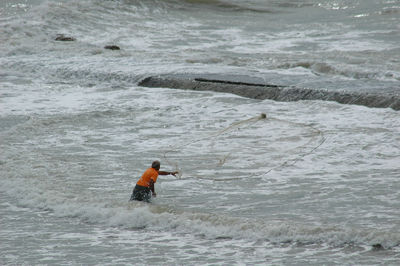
[158,171,177,176]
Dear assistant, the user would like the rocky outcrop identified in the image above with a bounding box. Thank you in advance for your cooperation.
[139,75,400,110]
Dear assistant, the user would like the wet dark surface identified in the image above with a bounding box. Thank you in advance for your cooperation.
[139,74,400,110]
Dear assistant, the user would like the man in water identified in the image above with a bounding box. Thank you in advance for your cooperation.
[130,160,177,202]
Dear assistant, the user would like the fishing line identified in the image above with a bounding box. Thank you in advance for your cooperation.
[262,118,326,176]
[163,113,326,180]
[163,113,267,178]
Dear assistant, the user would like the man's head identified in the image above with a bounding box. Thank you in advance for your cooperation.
[152,160,160,170]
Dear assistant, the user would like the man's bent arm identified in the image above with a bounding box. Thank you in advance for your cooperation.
[149,179,155,194]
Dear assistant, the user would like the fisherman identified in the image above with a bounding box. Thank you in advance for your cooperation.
[130,160,177,202]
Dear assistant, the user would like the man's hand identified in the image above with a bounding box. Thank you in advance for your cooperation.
[171,171,178,176]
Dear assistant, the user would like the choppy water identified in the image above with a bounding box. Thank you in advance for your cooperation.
[1,0,400,265]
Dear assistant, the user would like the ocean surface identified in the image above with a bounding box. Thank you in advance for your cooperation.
[1,0,400,265]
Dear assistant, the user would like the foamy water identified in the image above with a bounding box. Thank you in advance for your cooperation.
[1,0,400,264]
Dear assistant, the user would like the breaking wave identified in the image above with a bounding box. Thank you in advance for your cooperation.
[0,176,399,250]
[277,61,400,81]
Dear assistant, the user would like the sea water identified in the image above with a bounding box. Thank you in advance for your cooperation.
[1,0,399,265]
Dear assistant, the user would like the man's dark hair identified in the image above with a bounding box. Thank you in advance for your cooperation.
[152,160,160,169]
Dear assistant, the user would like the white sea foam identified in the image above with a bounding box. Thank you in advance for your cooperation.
[1,174,399,251]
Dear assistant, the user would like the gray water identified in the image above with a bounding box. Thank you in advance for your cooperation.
[1,0,400,265]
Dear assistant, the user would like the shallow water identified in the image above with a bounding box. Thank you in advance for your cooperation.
[1,0,400,264]
[1,83,399,264]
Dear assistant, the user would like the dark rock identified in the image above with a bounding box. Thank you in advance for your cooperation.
[55,34,76,41]
[104,45,120,50]
[138,75,400,111]
[372,243,384,250]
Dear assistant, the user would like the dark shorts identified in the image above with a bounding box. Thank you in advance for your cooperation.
[130,185,151,202]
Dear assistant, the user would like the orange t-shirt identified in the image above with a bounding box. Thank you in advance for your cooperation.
[136,167,159,187]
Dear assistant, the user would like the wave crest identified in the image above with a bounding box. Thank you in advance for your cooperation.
[278,61,399,81]
[1,177,399,250]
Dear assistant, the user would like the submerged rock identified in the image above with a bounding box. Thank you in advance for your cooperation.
[372,243,384,250]
[104,45,120,50]
[55,34,76,41]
